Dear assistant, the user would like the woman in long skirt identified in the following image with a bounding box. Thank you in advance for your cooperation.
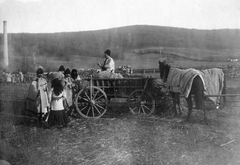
[26,68,49,121]
[47,79,70,127]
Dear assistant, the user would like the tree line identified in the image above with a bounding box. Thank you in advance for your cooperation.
[0,25,240,71]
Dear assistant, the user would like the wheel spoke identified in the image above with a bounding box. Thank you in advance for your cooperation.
[86,106,91,116]
[92,90,99,100]
[75,86,108,118]
[79,105,88,112]
[95,103,105,110]
[141,106,146,114]
[93,104,102,115]
[95,94,104,101]
[84,91,91,100]
[131,107,137,112]
[129,97,140,103]
[128,90,154,115]
[91,106,95,118]
[129,96,140,113]
[81,97,89,102]
[142,104,151,112]
[138,105,141,113]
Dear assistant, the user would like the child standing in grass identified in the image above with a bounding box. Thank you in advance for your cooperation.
[47,79,70,127]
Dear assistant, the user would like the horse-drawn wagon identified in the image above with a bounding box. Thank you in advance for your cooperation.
[24,68,173,122]
[74,76,169,118]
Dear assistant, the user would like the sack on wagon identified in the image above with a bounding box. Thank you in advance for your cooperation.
[95,70,123,79]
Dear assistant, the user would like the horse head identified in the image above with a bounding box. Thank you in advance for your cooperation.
[159,60,170,82]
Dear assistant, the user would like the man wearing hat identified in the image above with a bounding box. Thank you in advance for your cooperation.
[98,49,115,73]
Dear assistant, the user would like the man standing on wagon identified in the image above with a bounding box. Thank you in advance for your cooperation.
[98,49,115,73]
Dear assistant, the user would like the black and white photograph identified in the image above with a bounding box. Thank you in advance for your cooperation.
[0,0,240,164]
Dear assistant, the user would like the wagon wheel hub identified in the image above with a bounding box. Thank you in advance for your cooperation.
[140,101,146,105]
[90,100,96,105]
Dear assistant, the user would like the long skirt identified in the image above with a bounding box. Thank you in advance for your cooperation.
[47,109,70,127]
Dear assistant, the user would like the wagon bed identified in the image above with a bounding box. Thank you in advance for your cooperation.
[74,77,157,118]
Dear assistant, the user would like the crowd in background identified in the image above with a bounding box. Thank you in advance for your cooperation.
[0,70,24,84]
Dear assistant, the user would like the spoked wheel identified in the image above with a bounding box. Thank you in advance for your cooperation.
[75,86,108,118]
[128,89,155,115]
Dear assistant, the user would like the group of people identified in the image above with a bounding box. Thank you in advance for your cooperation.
[26,49,115,128]
[1,70,24,84]
[26,65,82,128]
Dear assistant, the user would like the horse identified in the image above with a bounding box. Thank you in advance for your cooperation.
[159,60,225,123]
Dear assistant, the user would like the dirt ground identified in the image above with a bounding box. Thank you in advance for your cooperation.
[0,78,240,165]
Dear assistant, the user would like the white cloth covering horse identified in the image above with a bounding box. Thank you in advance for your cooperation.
[159,60,225,123]
[166,67,224,105]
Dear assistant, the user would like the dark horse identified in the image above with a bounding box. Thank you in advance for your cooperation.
[159,60,207,123]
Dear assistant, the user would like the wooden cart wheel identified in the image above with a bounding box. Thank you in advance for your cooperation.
[75,86,108,118]
[128,89,155,115]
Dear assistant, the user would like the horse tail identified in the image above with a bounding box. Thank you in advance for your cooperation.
[221,70,227,106]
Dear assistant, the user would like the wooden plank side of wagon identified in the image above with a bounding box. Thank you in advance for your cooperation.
[91,77,155,99]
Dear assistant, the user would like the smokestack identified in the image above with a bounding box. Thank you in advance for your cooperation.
[3,20,9,69]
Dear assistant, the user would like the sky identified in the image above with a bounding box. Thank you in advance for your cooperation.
[0,0,240,33]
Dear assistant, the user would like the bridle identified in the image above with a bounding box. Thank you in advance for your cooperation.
[162,68,167,82]
[160,63,167,82]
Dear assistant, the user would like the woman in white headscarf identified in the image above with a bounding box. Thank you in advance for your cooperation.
[26,68,49,121]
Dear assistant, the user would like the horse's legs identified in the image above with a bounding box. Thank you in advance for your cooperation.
[171,92,178,116]
[176,93,182,116]
[193,76,207,124]
[201,97,207,124]
[194,95,199,109]
[185,96,193,122]
[196,96,207,124]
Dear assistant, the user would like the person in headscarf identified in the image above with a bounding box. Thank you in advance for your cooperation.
[98,49,115,73]
[5,71,12,84]
[47,79,70,127]
[58,65,65,79]
[26,68,49,121]
[63,68,73,114]
[68,68,82,116]
[71,68,81,93]
[18,70,24,83]
[71,69,81,81]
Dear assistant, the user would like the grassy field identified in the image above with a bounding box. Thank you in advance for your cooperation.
[0,76,240,165]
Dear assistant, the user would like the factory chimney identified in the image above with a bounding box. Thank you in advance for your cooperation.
[3,20,9,69]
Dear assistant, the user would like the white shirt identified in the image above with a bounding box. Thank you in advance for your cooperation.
[103,55,115,73]
[19,71,24,81]
[48,88,66,111]
[6,73,12,82]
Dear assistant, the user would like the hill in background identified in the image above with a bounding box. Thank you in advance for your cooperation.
[0,25,240,71]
